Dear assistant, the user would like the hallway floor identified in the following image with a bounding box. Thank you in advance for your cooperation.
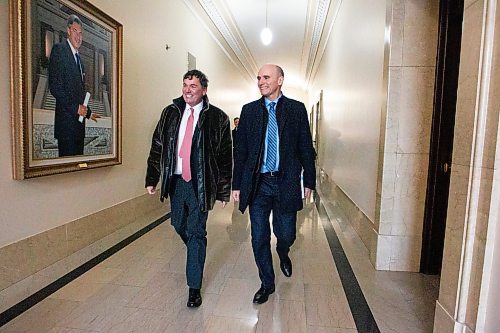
[0,197,439,333]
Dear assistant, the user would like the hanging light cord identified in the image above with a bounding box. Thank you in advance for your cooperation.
[265,0,268,28]
[261,0,272,45]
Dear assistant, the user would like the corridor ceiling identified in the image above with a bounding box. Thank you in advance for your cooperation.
[183,0,341,90]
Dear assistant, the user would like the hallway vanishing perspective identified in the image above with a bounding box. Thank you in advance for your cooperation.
[2,1,500,332]
[0,194,439,333]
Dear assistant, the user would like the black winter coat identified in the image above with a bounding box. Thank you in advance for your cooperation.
[232,95,316,213]
[145,96,232,212]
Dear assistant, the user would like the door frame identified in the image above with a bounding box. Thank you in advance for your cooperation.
[420,0,464,274]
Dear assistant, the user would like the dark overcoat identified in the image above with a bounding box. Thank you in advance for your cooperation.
[232,95,316,213]
[145,96,233,212]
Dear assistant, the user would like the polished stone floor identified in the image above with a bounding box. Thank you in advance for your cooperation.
[0,198,439,333]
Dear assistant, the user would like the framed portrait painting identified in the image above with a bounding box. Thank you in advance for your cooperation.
[9,0,122,179]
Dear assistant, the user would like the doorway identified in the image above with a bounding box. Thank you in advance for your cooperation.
[420,0,464,274]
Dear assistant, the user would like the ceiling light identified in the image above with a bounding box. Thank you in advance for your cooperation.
[261,28,272,45]
[261,0,272,45]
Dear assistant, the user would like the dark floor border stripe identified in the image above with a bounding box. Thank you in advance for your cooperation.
[314,194,380,333]
[0,212,171,327]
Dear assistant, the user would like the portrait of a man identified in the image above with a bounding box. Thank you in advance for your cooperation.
[30,0,115,159]
[48,14,100,157]
[10,0,122,179]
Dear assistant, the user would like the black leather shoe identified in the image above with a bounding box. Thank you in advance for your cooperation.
[253,286,275,304]
[187,288,202,308]
[280,257,292,277]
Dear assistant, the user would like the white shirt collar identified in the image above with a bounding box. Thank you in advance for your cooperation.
[185,101,203,115]
[66,39,78,56]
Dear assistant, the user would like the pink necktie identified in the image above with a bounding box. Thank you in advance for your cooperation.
[179,108,194,181]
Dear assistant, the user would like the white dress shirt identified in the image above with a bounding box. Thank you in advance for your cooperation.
[175,102,203,175]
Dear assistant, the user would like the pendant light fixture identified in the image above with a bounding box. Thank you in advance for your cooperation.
[260,0,272,45]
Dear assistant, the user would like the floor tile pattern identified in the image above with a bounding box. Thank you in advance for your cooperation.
[0,199,439,333]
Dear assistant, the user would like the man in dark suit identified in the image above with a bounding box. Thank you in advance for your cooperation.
[146,70,232,308]
[232,117,240,151]
[232,64,316,304]
[48,14,99,157]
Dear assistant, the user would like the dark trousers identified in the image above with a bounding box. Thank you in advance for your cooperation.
[170,176,208,289]
[249,174,297,289]
[57,137,84,157]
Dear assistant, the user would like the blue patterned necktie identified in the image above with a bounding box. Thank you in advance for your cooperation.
[75,52,83,80]
[266,102,278,171]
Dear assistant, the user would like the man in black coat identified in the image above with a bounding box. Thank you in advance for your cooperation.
[232,64,316,304]
[146,70,232,308]
[232,117,240,150]
[48,14,99,157]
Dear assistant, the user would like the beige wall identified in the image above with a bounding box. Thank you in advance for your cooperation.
[0,0,253,248]
[309,0,386,222]
[310,0,439,272]
[484,190,500,332]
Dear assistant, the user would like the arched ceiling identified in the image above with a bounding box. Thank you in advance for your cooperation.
[183,0,341,90]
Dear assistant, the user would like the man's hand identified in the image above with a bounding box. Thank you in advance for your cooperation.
[90,113,101,122]
[146,186,156,195]
[232,190,240,202]
[218,201,227,208]
[78,104,87,117]
[304,187,313,199]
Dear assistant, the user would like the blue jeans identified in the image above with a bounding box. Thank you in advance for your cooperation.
[170,176,208,289]
[249,174,297,289]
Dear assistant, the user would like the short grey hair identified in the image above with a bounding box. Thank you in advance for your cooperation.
[276,65,284,78]
[67,14,82,28]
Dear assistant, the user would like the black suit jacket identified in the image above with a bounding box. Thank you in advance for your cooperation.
[232,128,238,149]
[48,40,90,142]
[232,95,316,213]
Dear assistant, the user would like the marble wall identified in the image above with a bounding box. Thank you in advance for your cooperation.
[312,0,438,272]
[374,0,439,271]
[308,0,386,224]
[434,0,500,331]
[0,194,168,314]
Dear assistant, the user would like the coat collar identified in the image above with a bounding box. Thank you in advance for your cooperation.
[173,95,210,127]
[62,40,84,83]
[173,95,210,113]
[259,95,289,135]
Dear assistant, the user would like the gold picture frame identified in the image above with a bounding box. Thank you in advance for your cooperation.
[9,0,122,179]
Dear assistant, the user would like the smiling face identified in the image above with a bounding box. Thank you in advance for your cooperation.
[182,75,207,107]
[257,64,283,100]
[67,22,83,50]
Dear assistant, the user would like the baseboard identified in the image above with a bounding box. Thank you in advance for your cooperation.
[0,194,168,315]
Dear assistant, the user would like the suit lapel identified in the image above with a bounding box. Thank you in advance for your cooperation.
[277,96,288,137]
[257,99,266,141]
[64,41,84,84]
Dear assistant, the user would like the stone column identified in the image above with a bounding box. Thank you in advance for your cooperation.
[374,0,439,271]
